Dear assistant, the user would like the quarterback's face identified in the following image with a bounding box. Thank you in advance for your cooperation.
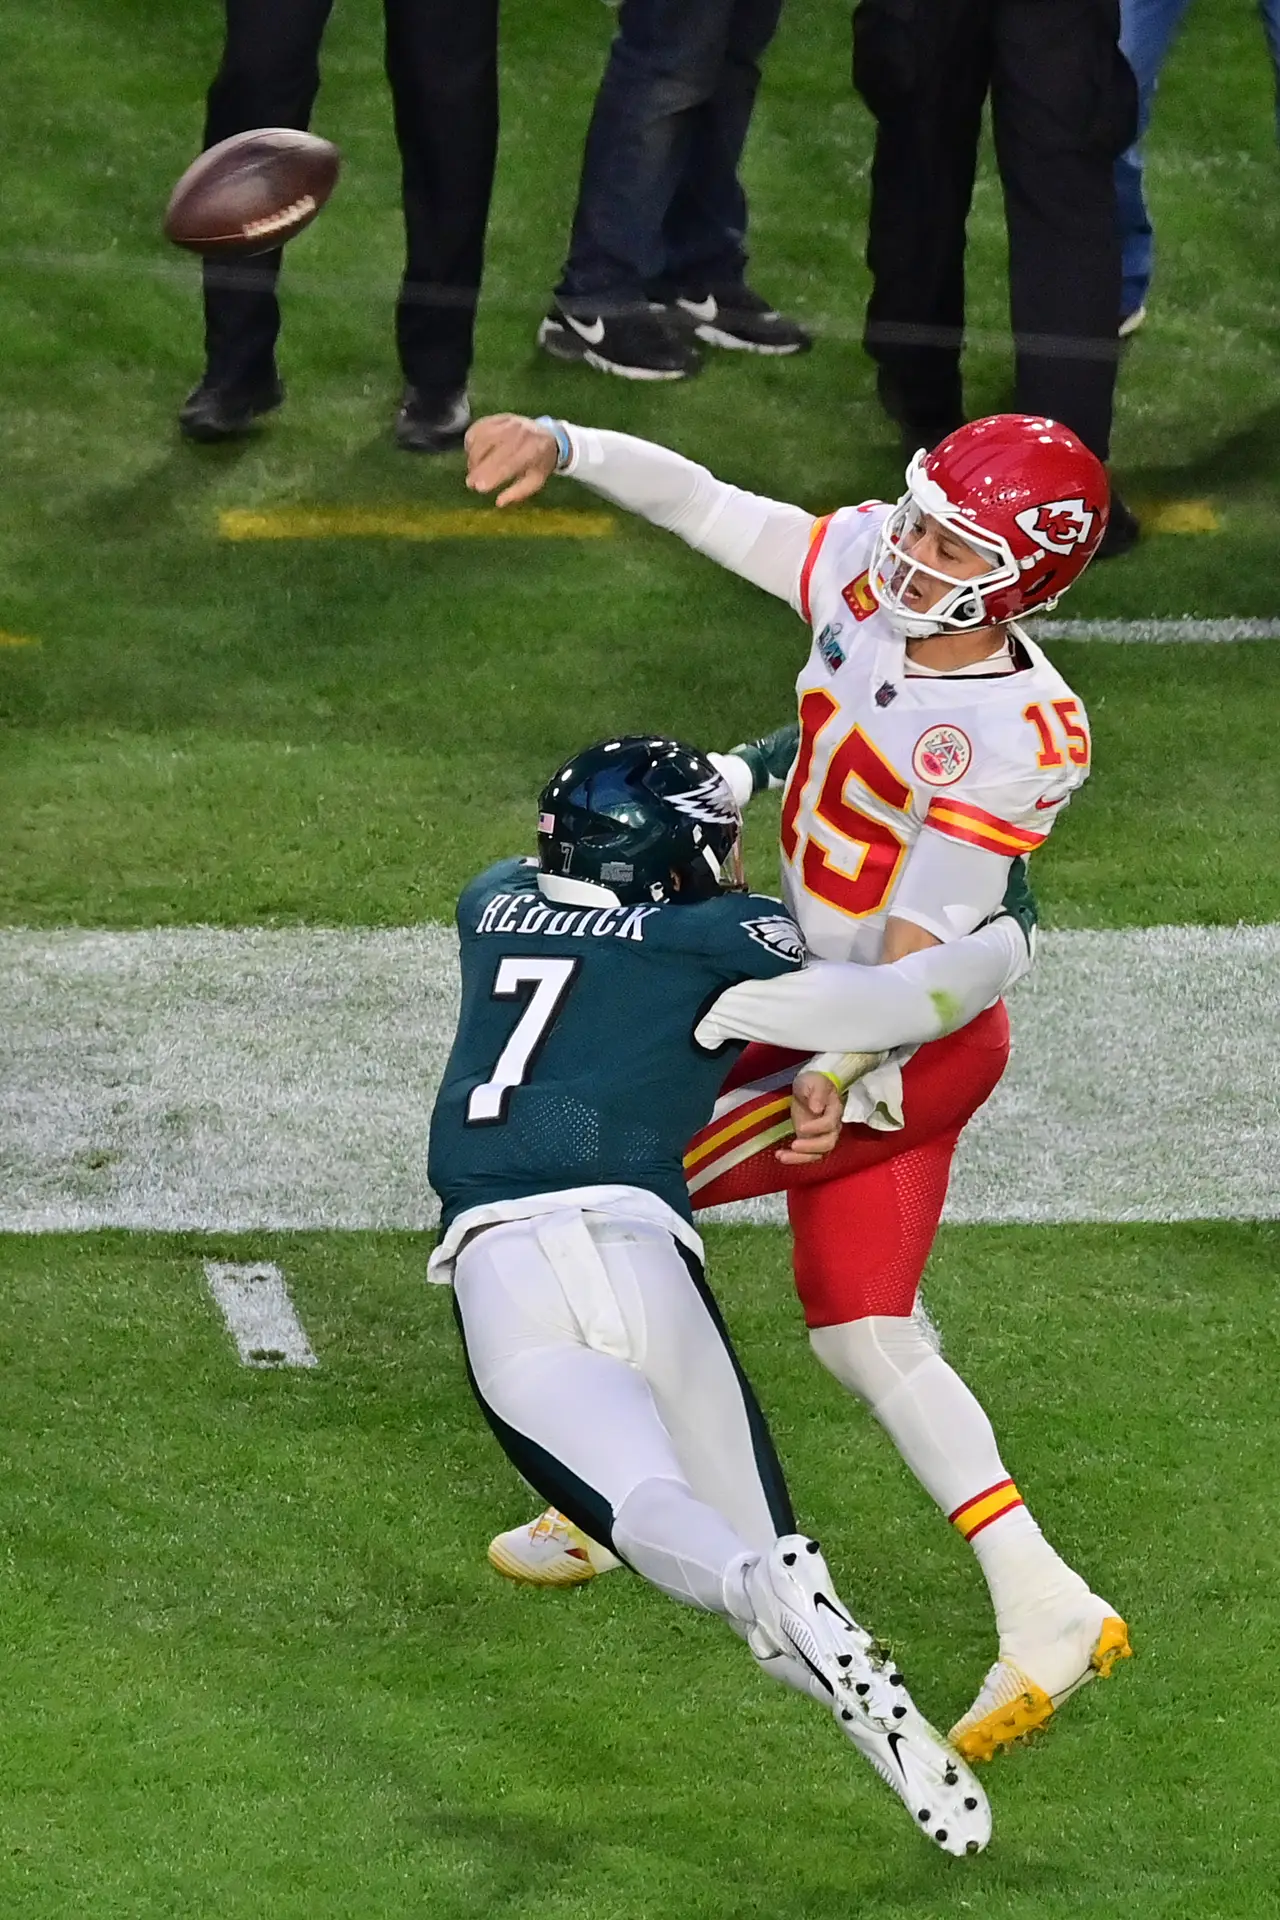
[897,512,991,612]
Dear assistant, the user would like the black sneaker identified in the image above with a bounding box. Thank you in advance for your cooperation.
[1097,490,1141,559]
[395,387,471,453]
[673,285,812,355]
[536,302,700,380]
[874,368,963,459]
[178,374,284,443]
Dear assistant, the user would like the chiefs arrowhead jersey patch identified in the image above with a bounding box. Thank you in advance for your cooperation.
[912,723,973,786]
[740,915,806,965]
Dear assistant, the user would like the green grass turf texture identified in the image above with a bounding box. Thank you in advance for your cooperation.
[2,1222,1278,1920]
[0,0,1278,928]
[1,0,1278,1911]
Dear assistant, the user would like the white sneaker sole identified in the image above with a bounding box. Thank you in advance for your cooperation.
[581,348,692,381]
[754,1538,991,1857]
[691,323,807,355]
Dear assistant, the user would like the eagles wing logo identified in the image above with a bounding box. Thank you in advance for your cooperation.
[664,774,740,824]
[741,915,807,965]
[1014,498,1094,556]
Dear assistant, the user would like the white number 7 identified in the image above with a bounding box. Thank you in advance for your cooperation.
[465,956,581,1125]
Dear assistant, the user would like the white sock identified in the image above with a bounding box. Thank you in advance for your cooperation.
[810,1320,1084,1639]
[612,1475,755,1618]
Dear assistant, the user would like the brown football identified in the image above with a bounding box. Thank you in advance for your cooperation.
[163,128,340,257]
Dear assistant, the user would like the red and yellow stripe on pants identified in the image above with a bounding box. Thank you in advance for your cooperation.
[683,1071,797,1196]
[949,1478,1024,1541]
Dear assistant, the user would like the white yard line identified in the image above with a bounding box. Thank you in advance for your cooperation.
[203,1261,318,1368]
[1038,618,1280,643]
[1,925,1276,1229]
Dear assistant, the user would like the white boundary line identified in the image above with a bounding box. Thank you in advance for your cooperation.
[203,1262,318,1368]
[2,925,1277,1228]
[1039,619,1280,643]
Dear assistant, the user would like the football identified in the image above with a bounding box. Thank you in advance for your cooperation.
[163,127,340,257]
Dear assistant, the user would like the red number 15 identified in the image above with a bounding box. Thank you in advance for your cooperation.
[780,688,913,919]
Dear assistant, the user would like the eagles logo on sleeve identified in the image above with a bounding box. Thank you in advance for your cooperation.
[741,916,807,965]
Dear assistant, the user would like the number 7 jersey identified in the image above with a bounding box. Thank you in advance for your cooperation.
[783,503,1091,962]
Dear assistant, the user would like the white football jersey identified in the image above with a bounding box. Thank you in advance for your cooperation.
[781,503,1091,963]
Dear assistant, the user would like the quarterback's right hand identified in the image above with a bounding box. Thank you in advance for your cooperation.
[466,414,559,507]
[776,1070,845,1165]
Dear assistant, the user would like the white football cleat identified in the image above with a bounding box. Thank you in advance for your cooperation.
[488,1507,622,1588]
[745,1536,991,1857]
[950,1589,1132,1763]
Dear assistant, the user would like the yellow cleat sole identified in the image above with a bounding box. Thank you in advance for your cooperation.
[486,1538,599,1588]
[951,1616,1133,1765]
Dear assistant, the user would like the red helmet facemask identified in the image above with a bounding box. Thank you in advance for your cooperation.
[870,415,1111,640]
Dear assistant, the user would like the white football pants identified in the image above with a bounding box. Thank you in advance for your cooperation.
[452,1209,795,1615]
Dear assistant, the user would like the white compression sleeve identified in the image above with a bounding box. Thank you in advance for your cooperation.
[562,424,815,610]
[887,832,1013,944]
[694,915,1028,1052]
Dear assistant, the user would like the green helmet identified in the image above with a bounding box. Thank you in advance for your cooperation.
[537,736,743,906]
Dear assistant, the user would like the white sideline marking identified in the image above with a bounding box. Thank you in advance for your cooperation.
[1038,618,1280,643]
[0,925,1276,1229]
[203,1261,317,1369]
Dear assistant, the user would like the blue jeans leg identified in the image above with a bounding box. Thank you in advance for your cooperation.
[1259,0,1280,142]
[656,0,785,295]
[1115,0,1194,316]
[557,0,761,306]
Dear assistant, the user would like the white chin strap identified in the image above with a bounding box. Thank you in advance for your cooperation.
[871,460,1021,639]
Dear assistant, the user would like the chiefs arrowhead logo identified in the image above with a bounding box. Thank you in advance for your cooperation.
[1014,498,1095,555]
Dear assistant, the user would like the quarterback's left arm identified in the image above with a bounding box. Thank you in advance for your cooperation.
[694,912,1031,1054]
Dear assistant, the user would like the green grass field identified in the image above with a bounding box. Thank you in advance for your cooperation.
[2,0,1278,1912]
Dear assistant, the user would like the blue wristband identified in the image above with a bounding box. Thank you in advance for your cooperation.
[535,415,573,473]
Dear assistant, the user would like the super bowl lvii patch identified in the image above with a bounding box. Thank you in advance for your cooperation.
[816,622,846,673]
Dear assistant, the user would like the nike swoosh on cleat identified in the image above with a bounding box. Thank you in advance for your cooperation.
[678,297,718,323]
[813,1591,855,1628]
[565,314,607,345]
[885,1732,909,1778]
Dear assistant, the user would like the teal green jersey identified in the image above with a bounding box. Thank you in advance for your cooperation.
[428,857,805,1229]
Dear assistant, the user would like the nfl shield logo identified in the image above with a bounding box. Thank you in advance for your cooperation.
[875,681,897,707]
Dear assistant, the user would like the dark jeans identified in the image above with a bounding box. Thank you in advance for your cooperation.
[1116,0,1280,317]
[557,0,785,309]
[200,0,499,394]
[853,0,1137,461]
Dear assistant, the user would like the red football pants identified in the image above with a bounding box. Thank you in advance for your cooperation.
[686,1003,1011,1328]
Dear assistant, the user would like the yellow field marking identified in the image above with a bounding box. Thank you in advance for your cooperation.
[0,630,37,647]
[219,507,616,542]
[1129,499,1221,534]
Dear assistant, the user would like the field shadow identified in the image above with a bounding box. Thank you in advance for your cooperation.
[1121,396,1280,498]
[80,437,258,542]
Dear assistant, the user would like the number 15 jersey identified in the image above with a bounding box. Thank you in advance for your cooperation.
[783,503,1091,963]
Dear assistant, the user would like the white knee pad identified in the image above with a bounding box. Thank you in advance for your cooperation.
[808,1309,941,1409]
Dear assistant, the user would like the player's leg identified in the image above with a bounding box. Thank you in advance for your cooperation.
[455,1215,749,1613]
[790,1139,1129,1760]
[457,1211,989,1853]
[693,1009,1130,1757]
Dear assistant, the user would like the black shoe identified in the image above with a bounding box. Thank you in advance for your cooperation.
[1097,490,1141,560]
[874,369,963,459]
[672,284,812,356]
[178,375,284,443]
[395,387,471,453]
[536,302,700,380]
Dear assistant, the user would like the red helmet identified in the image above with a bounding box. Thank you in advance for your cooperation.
[870,414,1110,639]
